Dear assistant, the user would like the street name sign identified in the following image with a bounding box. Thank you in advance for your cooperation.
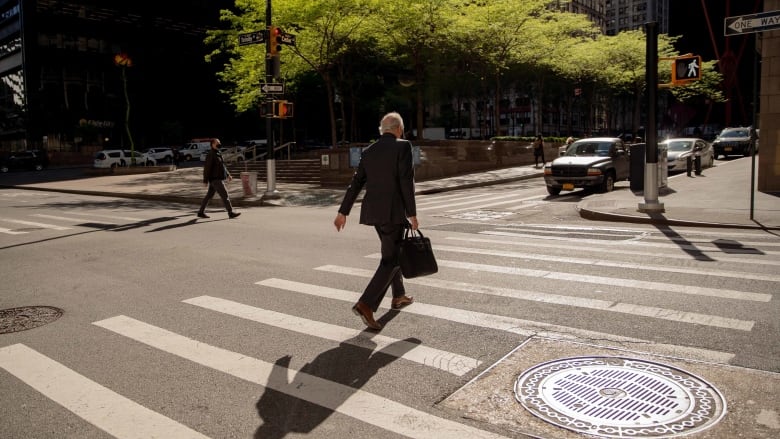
[239,31,265,46]
[261,83,284,94]
[725,10,780,36]
[280,33,297,46]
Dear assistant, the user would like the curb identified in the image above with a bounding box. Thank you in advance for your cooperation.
[576,204,780,230]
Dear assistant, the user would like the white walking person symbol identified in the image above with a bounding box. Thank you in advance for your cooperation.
[687,58,699,77]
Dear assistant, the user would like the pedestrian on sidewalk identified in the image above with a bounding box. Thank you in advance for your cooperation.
[533,134,546,167]
[334,112,418,331]
[197,138,240,219]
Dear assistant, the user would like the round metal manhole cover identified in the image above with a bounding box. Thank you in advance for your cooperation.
[514,356,726,438]
[0,306,63,334]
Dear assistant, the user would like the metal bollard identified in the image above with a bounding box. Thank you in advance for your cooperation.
[686,156,692,177]
[694,155,702,175]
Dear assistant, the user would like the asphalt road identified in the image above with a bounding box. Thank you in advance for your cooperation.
[1,183,778,438]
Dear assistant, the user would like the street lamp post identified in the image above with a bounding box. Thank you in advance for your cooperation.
[113,52,136,164]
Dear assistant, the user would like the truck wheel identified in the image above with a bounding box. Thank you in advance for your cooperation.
[600,172,615,193]
[547,186,561,196]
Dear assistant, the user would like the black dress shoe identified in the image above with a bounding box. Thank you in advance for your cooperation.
[197,212,209,218]
[228,212,241,219]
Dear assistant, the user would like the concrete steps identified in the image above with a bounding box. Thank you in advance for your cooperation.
[226,159,320,184]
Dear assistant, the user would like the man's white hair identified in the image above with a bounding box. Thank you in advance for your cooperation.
[379,112,404,135]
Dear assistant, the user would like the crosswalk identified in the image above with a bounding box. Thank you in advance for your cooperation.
[2,200,778,437]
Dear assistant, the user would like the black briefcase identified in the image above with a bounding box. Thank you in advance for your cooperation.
[399,228,438,278]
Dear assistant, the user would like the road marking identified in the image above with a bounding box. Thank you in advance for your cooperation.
[183,295,480,376]
[449,235,780,267]
[322,264,755,331]
[32,214,117,224]
[487,229,780,256]
[445,195,546,213]
[418,193,525,211]
[93,315,510,439]
[61,211,146,221]
[255,278,735,364]
[0,218,72,230]
[0,227,28,235]
[0,343,210,439]
[431,243,780,286]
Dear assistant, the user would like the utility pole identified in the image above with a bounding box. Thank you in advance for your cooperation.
[262,0,280,200]
[638,0,664,213]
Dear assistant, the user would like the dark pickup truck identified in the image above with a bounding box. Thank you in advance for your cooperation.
[543,137,630,195]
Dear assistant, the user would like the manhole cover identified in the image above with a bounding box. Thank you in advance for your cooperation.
[514,356,726,438]
[0,306,63,334]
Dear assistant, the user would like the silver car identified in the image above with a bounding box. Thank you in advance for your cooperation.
[662,138,714,173]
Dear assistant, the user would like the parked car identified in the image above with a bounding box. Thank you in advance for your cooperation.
[143,147,174,163]
[93,150,156,168]
[661,138,714,173]
[0,150,49,173]
[179,141,212,161]
[544,137,630,195]
[711,127,757,158]
[199,147,245,163]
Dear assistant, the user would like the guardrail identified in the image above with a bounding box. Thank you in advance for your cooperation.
[241,141,296,164]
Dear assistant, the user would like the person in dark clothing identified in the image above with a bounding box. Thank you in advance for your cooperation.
[533,134,545,167]
[334,112,418,330]
[197,138,240,219]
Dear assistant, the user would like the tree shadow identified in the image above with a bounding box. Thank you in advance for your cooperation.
[254,331,420,438]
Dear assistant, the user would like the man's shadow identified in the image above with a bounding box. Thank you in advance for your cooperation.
[254,328,420,438]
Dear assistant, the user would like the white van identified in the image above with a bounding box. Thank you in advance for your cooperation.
[179,141,212,161]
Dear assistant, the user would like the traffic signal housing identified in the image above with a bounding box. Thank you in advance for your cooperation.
[269,26,282,56]
[272,100,293,119]
[672,55,702,85]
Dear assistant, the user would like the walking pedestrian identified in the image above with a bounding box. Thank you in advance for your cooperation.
[334,112,418,330]
[533,134,546,167]
[197,138,240,219]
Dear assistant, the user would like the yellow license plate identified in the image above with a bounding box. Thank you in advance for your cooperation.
[563,183,574,191]
[724,146,732,151]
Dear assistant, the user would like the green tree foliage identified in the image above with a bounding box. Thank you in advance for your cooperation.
[205,0,726,142]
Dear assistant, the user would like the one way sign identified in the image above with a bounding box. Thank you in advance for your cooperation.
[725,10,780,36]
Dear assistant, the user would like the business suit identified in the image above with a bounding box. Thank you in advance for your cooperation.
[337,131,417,327]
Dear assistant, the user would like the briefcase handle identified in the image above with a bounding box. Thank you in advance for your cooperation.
[403,226,425,240]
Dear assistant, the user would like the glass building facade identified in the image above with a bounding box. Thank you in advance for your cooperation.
[0,0,233,153]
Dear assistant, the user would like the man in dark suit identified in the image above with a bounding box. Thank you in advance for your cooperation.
[334,112,418,330]
[197,138,240,219]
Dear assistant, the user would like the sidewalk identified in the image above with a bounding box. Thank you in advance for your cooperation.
[3,158,778,230]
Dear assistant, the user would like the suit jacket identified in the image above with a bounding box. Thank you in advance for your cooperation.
[203,148,227,183]
[338,133,416,225]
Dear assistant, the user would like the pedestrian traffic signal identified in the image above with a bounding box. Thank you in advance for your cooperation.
[672,54,702,85]
[272,100,293,119]
[268,26,282,56]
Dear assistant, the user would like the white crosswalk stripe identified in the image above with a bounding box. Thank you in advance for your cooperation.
[0,344,210,439]
[92,315,510,439]
[0,217,72,230]
[183,295,482,376]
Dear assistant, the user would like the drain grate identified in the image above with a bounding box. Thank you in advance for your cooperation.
[0,306,63,334]
[514,356,726,438]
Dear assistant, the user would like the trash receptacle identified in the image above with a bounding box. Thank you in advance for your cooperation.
[657,142,668,188]
[240,171,257,197]
[630,143,645,192]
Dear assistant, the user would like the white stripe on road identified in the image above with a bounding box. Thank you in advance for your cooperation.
[323,264,755,331]
[418,193,523,211]
[487,229,780,256]
[32,214,117,224]
[0,227,28,235]
[255,278,735,364]
[0,218,72,230]
[434,245,780,284]
[183,295,480,376]
[0,343,210,439]
[59,211,146,221]
[93,315,509,439]
[449,235,780,268]
[445,195,546,213]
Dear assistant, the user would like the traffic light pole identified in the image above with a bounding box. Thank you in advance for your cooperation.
[262,0,280,200]
[638,18,664,213]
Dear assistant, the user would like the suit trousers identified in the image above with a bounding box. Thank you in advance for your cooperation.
[199,179,234,213]
[359,223,407,312]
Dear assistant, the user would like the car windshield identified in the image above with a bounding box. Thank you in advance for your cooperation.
[665,140,693,152]
[565,141,612,157]
[720,130,748,138]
